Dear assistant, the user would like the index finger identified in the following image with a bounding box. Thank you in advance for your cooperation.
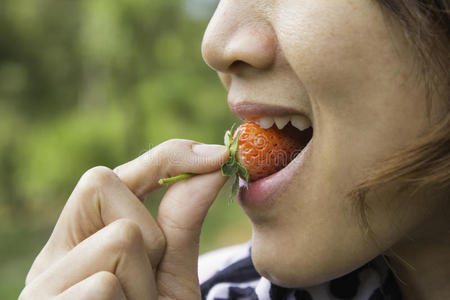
[113,139,228,199]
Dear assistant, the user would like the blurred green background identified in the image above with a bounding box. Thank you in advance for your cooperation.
[0,0,252,298]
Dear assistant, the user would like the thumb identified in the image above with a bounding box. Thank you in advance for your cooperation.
[114,140,228,200]
[155,170,227,299]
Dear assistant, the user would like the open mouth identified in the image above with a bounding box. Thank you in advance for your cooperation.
[247,115,314,172]
[233,107,315,207]
[237,118,315,208]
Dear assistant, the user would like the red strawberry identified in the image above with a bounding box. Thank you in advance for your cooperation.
[221,121,309,196]
[235,122,303,181]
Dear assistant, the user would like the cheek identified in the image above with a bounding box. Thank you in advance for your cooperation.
[275,0,399,100]
[274,0,429,195]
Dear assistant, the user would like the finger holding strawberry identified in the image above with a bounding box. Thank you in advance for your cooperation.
[20,140,229,300]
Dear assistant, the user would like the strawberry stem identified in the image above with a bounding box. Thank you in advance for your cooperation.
[158,173,195,185]
[157,123,250,198]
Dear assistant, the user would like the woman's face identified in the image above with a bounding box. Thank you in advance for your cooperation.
[202,0,444,287]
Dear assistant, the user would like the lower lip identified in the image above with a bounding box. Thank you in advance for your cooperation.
[237,137,313,209]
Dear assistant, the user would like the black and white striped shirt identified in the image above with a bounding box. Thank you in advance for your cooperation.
[199,242,402,300]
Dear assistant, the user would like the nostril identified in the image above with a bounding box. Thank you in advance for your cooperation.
[229,60,246,71]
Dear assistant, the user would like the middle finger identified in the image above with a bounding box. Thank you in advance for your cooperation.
[27,166,165,284]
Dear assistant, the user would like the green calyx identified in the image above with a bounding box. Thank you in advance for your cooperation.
[221,124,250,198]
[158,124,249,200]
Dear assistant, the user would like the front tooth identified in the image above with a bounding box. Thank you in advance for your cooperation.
[274,116,290,130]
[259,117,275,129]
[290,115,311,131]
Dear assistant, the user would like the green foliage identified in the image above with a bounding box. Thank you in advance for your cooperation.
[0,0,251,298]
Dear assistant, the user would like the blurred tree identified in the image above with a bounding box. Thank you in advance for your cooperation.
[0,1,251,298]
[0,0,234,220]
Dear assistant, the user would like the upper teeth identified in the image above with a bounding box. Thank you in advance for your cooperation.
[255,115,312,131]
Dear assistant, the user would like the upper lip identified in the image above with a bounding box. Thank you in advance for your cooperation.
[228,101,310,121]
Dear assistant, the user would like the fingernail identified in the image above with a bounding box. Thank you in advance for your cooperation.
[193,144,227,156]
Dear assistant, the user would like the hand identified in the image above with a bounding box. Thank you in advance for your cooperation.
[19,139,229,299]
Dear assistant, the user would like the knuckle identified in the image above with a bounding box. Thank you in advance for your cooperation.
[81,166,117,187]
[161,138,188,147]
[95,270,117,284]
[77,166,117,198]
[18,288,31,300]
[93,271,122,297]
[24,270,34,286]
[156,139,191,170]
[107,219,144,254]
[157,139,190,157]
[18,285,43,300]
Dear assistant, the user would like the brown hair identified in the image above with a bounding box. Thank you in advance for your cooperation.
[348,0,450,233]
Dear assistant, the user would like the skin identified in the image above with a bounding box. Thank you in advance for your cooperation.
[20,1,449,299]
[20,141,230,299]
[201,0,449,299]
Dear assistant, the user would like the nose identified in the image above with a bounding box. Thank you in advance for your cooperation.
[201,2,277,73]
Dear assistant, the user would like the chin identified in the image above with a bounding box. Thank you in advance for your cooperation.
[250,234,331,288]
[250,246,327,288]
[250,230,374,289]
